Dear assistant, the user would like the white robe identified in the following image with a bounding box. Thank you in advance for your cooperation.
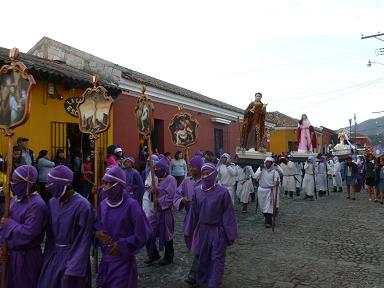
[303,162,317,196]
[218,163,237,203]
[295,162,303,189]
[254,167,280,214]
[239,166,255,204]
[316,162,328,191]
[280,161,296,192]
[333,161,342,187]
[235,165,246,200]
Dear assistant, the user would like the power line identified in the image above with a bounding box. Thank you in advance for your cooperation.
[270,77,384,102]
[288,78,384,113]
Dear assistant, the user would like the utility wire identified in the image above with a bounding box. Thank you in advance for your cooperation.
[288,78,384,113]
[269,77,384,102]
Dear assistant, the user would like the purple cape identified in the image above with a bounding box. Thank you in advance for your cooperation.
[1,193,47,288]
[38,193,93,288]
[95,193,152,288]
[174,176,202,213]
[124,168,145,204]
[184,184,238,287]
[146,175,176,255]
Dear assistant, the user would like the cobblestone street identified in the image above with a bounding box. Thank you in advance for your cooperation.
[136,188,384,288]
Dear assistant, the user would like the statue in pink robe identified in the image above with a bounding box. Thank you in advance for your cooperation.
[297,114,317,153]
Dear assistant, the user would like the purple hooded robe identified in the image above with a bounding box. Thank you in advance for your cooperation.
[37,193,93,288]
[1,193,47,288]
[184,184,238,287]
[95,193,152,288]
[146,174,177,257]
[124,168,144,205]
[173,177,202,214]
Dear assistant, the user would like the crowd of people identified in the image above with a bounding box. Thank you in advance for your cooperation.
[1,136,383,288]
[0,139,241,288]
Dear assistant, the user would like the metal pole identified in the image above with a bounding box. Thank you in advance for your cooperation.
[92,135,99,273]
[147,136,157,207]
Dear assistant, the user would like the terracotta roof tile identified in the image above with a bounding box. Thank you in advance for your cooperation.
[266,111,299,127]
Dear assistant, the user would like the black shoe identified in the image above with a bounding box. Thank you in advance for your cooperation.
[144,255,160,264]
[347,196,350,199]
[184,276,196,285]
[296,192,300,197]
[285,191,288,196]
[159,257,173,266]
[309,196,314,201]
[241,203,248,213]
[332,187,337,192]
[289,191,293,198]
[352,198,356,200]
[303,195,309,200]
[319,191,324,197]
[265,223,271,228]
[338,188,342,192]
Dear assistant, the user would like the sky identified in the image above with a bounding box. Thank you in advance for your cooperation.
[2,0,384,131]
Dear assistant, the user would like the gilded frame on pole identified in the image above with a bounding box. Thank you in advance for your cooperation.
[0,48,35,132]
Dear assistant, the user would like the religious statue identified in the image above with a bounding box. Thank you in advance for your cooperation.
[297,114,317,153]
[240,92,267,150]
[333,128,354,156]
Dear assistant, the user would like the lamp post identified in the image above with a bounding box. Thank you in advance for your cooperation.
[367,60,384,67]
[354,113,357,155]
[348,118,352,142]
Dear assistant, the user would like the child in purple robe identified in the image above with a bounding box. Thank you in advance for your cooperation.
[38,165,93,288]
[174,156,203,285]
[145,157,177,266]
[0,165,47,288]
[122,156,144,205]
[184,162,238,288]
[95,166,152,288]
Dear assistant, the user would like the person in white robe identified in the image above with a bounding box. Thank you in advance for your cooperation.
[333,156,343,192]
[316,156,328,197]
[327,158,335,191]
[302,156,317,200]
[294,161,303,196]
[280,156,296,198]
[253,157,280,228]
[235,164,246,202]
[239,166,255,213]
[217,153,237,204]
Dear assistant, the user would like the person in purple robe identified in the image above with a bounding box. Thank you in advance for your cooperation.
[145,157,177,266]
[174,155,203,214]
[38,165,93,288]
[184,162,238,288]
[95,166,152,288]
[173,156,203,285]
[0,165,47,288]
[122,156,144,205]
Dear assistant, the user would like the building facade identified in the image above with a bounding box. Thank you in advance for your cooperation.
[28,37,278,162]
[0,47,120,169]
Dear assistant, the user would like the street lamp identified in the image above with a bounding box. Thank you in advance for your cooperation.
[349,118,352,140]
[367,60,384,67]
[354,113,357,154]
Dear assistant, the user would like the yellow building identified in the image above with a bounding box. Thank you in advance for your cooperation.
[267,111,299,154]
[0,47,120,168]
[267,111,323,155]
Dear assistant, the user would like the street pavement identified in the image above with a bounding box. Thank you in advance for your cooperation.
[134,188,384,288]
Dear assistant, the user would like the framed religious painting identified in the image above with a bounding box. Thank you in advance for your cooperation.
[0,48,35,130]
[135,90,154,136]
[77,78,113,135]
[168,112,199,148]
